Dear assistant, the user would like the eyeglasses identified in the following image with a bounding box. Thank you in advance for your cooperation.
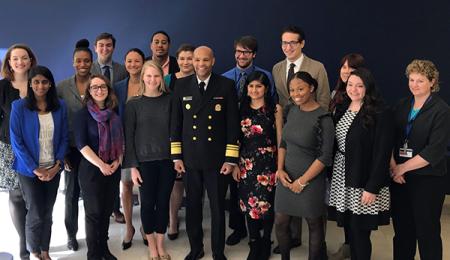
[281,41,301,48]
[235,49,253,56]
[90,84,108,92]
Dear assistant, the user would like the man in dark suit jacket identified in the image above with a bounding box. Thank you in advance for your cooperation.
[171,46,240,260]
[146,30,179,76]
[90,32,128,84]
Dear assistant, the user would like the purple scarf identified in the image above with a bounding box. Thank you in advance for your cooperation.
[87,100,124,162]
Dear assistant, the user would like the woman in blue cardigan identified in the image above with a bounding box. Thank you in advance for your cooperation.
[10,65,68,260]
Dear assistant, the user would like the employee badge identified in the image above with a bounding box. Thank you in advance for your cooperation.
[185,104,191,110]
[399,142,413,158]
[215,104,221,111]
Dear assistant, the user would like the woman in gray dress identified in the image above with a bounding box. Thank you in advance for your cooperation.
[275,71,334,260]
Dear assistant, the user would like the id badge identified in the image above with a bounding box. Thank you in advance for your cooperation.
[399,148,413,158]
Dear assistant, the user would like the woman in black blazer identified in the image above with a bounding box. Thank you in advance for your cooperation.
[328,68,393,260]
[390,60,450,260]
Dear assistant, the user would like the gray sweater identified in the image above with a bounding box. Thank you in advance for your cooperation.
[122,93,172,168]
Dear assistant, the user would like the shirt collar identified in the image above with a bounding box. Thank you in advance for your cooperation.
[286,53,304,70]
[98,59,113,68]
[237,64,255,76]
[196,74,212,89]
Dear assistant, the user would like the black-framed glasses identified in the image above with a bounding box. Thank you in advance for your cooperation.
[90,84,108,92]
[281,41,300,47]
[235,49,253,56]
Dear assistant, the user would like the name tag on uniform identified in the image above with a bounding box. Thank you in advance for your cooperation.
[213,96,224,100]
[183,96,193,101]
[399,143,413,158]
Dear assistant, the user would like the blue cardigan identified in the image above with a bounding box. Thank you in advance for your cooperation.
[10,99,69,177]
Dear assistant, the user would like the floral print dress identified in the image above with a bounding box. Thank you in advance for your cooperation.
[238,106,277,219]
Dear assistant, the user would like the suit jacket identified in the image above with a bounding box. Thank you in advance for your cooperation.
[170,73,240,170]
[56,75,84,147]
[393,94,450,177]
[113,77,130,122]
[91,60,128,84]
[334,105,394,193]
[272,54,330,109]
[10,99,68,177]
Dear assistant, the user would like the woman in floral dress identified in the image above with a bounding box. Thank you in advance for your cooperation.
[232,71,283,260]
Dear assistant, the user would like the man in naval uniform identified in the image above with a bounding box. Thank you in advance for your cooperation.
[170,46,240,260]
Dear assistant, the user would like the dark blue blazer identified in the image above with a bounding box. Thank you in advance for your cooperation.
[114,77,129,122]
[10,99,68,177]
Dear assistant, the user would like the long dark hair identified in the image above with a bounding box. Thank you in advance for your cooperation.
[240,71,276,115]
[26,65,60,112]
[329,53,365,112]
[337,68,383,128]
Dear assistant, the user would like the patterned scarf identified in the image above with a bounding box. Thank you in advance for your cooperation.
[87,100,124,162]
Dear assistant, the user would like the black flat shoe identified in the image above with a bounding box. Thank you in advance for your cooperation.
[102,248,117,260]
[184,249,205,260]
[122,226,135,250]
[167,222,179,240]
[167,232,179,240]
[273,240,302,254]
[140,226,148,246]
[225,230,247,246]
[67,237,79,251]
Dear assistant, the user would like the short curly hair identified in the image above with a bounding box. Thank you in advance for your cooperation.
[405,59,440,92]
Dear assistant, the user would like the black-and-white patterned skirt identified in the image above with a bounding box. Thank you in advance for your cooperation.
[0,141,20,191]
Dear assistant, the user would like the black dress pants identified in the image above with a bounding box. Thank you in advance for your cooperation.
[78,158,120,259]
[9,188,29,259]
[348,223,372,260]
[18,173,61,253]
[64,147,81,239]
[391,174,446,260]
[139,160,176,234]
[184,167,228,258]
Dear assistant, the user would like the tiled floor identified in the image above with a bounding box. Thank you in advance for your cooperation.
[0,187,449,260]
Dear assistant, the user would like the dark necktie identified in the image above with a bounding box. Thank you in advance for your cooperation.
[287,63,295,84]
[238,72,247,99]
[103,65,111,82]
[199,81,206,96]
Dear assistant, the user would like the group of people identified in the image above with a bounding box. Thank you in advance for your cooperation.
[0,25,448,260]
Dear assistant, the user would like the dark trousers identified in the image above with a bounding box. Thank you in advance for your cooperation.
[139,160,176,234]
[9,188,29,259]
[184,167,228,257]
[64,147,81,239]
[348,223,372,260]
[391,174,446,260]
[78,158,120,259]
[18,173,60,253]
[227,178,246,233]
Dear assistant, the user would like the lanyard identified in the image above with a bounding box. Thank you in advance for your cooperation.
[405,95,432,141]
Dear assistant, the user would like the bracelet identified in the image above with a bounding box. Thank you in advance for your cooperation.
[297,179,308,188]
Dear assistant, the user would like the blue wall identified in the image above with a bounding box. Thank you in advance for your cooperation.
[1,0,449,103]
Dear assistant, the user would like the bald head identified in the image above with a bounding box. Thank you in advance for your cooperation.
[193,46,215,80]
